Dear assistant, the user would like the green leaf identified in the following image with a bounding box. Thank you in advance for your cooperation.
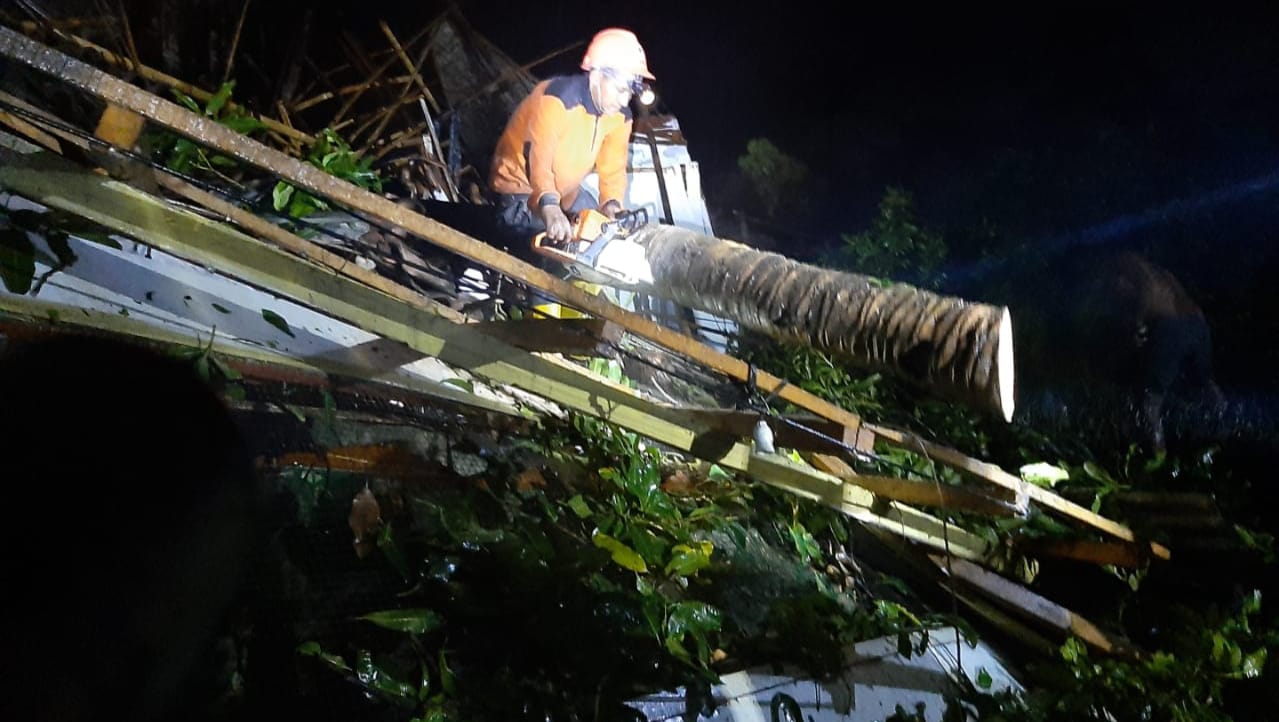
[566,494,593,519]
[261,308,296,337]
[174,92,202,113]
[0,226,36,294]
[209,355,242,381]
[976,667,993,689]
[665,541,713,577]
[664,634,691,662]
[592,530,648,573]
[1242,648,1267,678]
[1019,461,1069,488]
[297,641,351,672]
[222,114,265,135]
[359,608,443,635]
[355,650,417,701]
[272,182,295,212]
[438,649,456,696]
[788,522,822,563]
[707,464,734,483]
[206,81,234,117]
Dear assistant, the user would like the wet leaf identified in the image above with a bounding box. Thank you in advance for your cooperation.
[298,641,350,672]
[1019,461,1069,488]
[566,494,593,519]
[209,356,241,381]
[261,308,296,337]
[592,530,648,573]
[707,464,734,483]
[1242,648,1267,678]
[438,648,456,696]
[358,608,442,635]
[665,541,713,577]
[272,182,295,212]
[977,667,993,689]
[354,650,417,702]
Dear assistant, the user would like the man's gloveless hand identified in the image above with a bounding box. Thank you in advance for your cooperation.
[540,204,573,242]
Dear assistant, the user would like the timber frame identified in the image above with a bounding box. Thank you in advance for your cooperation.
[0,23,1171,653]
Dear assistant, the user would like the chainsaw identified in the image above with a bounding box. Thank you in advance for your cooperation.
[531,204,656,289]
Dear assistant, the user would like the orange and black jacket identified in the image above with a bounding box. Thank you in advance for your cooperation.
[490,73,632,213]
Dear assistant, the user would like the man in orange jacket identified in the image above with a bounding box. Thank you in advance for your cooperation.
[489,27,654,244]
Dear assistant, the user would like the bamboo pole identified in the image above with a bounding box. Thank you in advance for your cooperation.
[378,20,440,114]
[8,25,313,146]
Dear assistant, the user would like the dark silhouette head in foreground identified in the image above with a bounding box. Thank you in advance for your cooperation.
[0,333,260,722]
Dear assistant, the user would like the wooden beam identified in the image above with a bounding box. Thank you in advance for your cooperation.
[807,452,1022,518]
[930,555,1136,657]
[0,293,518,418]
[867,423,1171,559]
[1018,539,1150,569]
[751,452,990,560]
[0,144,978,556]
[470,317,623,355]
[92,104,144,149]
[151,173,460,318]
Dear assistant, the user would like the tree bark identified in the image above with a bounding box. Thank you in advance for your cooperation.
[634,225,1015,421]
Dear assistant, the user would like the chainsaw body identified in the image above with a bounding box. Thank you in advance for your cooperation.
[531,205,656,289]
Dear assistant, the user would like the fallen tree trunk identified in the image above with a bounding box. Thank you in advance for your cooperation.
[633,225,1015,421]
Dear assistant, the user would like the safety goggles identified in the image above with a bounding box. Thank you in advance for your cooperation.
[599,66,645,95]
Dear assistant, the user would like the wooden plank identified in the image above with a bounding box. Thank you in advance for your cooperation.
[0,146,977,556]
[92,104,145,148]
[151,173,461,318]
[750,453,990,560]
[867,423,1171,559]
[807,452,1022,518]
[930,555,1135,656]
[0,293,520,418]
[1018,539,1149,569]
[470,318,623,355]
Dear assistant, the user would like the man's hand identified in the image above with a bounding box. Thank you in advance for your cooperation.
[599,199,623,219]
[540,204,573,242]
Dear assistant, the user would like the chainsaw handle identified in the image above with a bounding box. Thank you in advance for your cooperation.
[531,232,580,265]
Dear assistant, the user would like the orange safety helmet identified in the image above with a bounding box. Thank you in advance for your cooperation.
[580,27,655,80]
